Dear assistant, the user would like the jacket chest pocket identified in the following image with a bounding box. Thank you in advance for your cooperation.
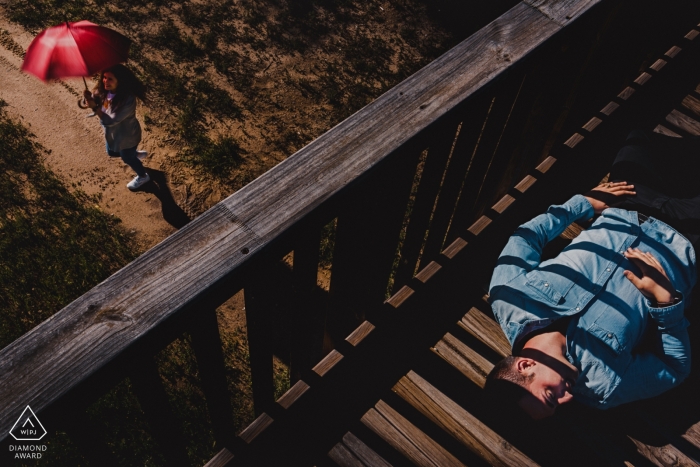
[525,272,575,305]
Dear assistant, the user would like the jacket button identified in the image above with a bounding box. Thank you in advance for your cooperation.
[576,307,580,311]
[607,333,613,338]
[544,283,549,287]
[606,268,611,272]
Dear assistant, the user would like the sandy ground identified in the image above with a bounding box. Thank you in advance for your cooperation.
[0,18,190,252]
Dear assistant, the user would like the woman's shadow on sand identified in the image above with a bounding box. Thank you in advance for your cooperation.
[140,169,191,228]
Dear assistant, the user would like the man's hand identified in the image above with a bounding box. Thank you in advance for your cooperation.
[623,248,676,304]
[584,181,636,215]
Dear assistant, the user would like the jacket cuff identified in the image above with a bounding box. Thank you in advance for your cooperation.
[568,194,595,221]
[647,292,686,329]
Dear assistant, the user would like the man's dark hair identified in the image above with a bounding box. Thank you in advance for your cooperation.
[484,356,532,405]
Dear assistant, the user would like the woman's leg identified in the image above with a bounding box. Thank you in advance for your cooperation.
[119,146,147,177]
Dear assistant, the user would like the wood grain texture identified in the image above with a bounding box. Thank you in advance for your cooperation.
[362,401,466,467]
[345,321,376,347]
[203,448,235,467]
[313,350,344,377]
[491,194,516,214]
[523,0,600,26]
[458,307,511,358]
[685,29,699,41]
[653,124,682,137]
[536,156,557,173]
[328,443,366,467]
[564,133,585,147]
[682,94,700,116]
[467,216,492,236]
[618,86,636,100]
[600,101,620,116]
[441,238,468,260]
[395,371,537,467]
[238,412,274,444]
[415,261,443,283]
[666,109,700,135]
[634,72,652,85]
[514,174,538,192]
[649,59,667,72]
[433,333,494,387]
[385,286,415,309]
[582,116,602,132]
[342,432,394,467]
[665,46,682,58]
[0,0,604,439]
[277,380,310,410]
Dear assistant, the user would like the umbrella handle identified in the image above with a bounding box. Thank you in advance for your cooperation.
[77,96,90,109]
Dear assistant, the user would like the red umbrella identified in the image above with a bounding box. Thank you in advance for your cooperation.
[21,20,131,85]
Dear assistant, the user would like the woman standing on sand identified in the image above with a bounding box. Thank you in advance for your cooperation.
[83,64,150,191]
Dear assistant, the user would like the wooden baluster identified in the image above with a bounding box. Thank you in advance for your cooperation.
[327,146,422,342]
[442,73,527,247]
[391,119,460,293]
[130,356,190,466]
[290,225,326,383]
[190,308,237,449]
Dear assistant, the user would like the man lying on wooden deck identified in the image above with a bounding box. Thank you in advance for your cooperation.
[486,132,700,419]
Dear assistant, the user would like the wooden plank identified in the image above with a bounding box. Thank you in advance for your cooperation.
[653,124,682,137]
[345,321,376,347]
[395,371,537,467]
[238,412,274,444]
[563,133,585,147]
[685,29,699,41]
[204,448,235,467]
[467,215,492,236]
[329,443,366,467]
[582,116,603,132]
[277,380,310,410]
[0,0,608,440]
[432,333,494,388]
[523,0,601,26]
[618,86,636,100]
[665,45,682,58]
[385,286,415,309]
[633,72,653,86]
[342,432,394,467]
[649,59,667,72]
[536,155,557,173]
[666,108,700,135]
[313,350,344,377]
[600,101,620,116]
[458,307,511,358]
[682,94,700,117]
[441,238,468,260]
[190,308,237,447]
[415,261,442,283]
[492,194,516,214]
[362,401,466,467]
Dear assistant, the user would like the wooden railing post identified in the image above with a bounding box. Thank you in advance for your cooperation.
[326,146,422,342]
[244,268,276,415]
[130,357,190,466]
[190,308,237,449]
[290,226,326,383]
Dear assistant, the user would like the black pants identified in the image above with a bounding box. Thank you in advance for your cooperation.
[608,130,700,246]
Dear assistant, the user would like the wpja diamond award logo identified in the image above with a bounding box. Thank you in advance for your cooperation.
[8,406,48,460]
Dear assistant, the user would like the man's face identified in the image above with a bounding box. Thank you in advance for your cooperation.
[516,358,576,419]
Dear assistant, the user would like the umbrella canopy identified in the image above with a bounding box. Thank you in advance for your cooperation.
[21,21,131,82]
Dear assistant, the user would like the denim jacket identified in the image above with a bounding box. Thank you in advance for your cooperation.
[489,195,695,409]
[93,92,142,152]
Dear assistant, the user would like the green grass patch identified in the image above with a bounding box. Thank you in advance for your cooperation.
[0,100,138,349]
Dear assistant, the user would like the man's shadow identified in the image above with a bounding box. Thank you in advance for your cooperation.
[140,169,191,229]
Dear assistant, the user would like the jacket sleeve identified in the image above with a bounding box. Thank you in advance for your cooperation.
[604,296,690,408]
[489,195,594,293]
[98,95,136,127]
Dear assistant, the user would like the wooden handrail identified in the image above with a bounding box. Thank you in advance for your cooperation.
[0,0,604,440]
